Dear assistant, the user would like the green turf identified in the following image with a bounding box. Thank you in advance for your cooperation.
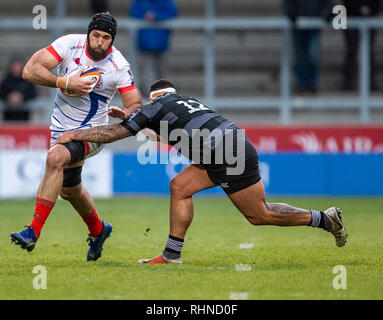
[0,197,382,300]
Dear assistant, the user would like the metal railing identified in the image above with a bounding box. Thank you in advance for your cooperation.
[0,0,382,124]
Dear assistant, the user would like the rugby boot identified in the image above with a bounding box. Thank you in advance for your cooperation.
[10,226,38,252]
[86,221,113,261]
[138,254,182,264]
[323,207,348,247]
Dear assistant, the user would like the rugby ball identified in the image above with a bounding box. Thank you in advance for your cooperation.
[61,66,101,97]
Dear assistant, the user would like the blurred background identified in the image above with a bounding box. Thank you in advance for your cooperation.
[0,0,382,198]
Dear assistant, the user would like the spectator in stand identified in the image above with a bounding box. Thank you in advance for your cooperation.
[0,55,37,121]
[89,0,109,15]
[342,0,381,91]
[283,0,333,94]
[129,0,178,97]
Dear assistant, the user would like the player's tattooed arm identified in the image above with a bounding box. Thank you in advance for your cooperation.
[57,123,132,144]
[265,203,311,215]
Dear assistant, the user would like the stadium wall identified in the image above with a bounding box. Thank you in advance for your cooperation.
[0,125,382,198]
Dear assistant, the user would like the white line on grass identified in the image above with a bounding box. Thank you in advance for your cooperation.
[230,292,249,300]
[235,264,252,271]
[239,243,254,249]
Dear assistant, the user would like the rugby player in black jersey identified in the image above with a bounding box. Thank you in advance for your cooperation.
[57,79,348,264]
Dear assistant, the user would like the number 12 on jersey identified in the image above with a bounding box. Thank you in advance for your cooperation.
[176,100,210,114]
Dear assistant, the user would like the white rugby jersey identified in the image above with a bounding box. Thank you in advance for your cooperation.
[46,34,136,146]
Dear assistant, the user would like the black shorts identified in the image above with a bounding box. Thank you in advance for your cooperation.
[61,141,85,188]
[61,140,86,165]
[203,136,261,194]
[63,166,83,188]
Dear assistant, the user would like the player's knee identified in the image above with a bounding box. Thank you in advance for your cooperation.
[59,189,73,201]
[246,211,270,226]
[60,186,81,201]
[46,148,68,171]
[169,177,182,196]
[246,216,264,226]
[169,177,189,199]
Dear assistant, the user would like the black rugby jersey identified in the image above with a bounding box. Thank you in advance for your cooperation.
[121,93,240,163]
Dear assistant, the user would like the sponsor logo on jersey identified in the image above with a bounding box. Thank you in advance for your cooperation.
[70,45,85,50]
[107,56,119,71]
[128,69,135,81]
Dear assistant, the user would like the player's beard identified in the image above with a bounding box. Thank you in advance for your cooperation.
[86,42,111,61]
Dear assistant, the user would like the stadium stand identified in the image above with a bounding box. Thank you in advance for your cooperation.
[0,0,382,125]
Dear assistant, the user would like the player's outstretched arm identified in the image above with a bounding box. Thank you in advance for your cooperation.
[109,89,143,120]
[57,123,132,144]
[121,89,143,116]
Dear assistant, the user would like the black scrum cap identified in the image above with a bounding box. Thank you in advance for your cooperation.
[87,12,117,44]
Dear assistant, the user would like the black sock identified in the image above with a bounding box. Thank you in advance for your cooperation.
[318,211,325,229]
[163,234,184,259]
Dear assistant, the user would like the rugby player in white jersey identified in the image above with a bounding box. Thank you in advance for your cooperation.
[10,12,143,261]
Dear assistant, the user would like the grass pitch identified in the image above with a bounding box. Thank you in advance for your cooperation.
[0,197,382,300]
